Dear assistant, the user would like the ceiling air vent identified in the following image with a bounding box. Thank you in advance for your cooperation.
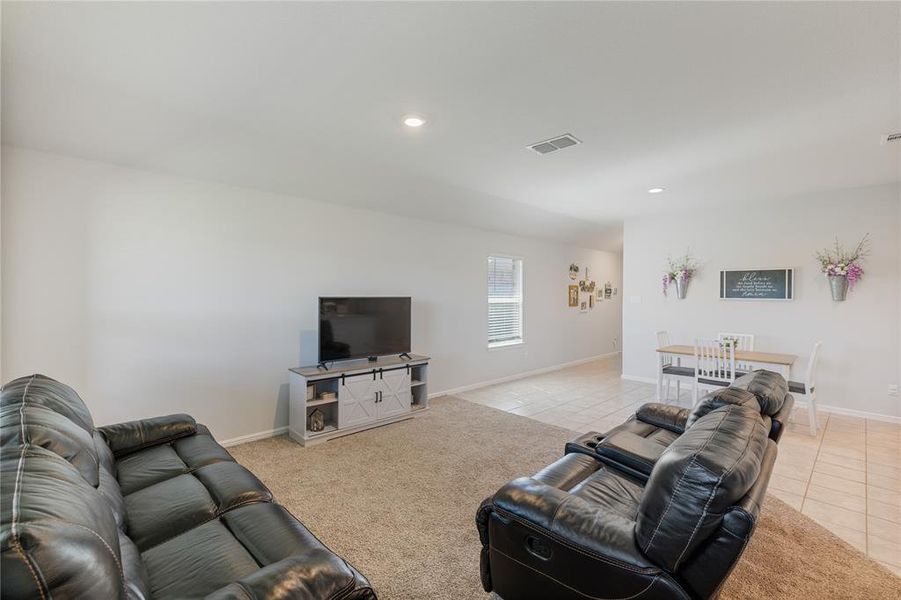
[881,132,901,144]
[528,133,582,155]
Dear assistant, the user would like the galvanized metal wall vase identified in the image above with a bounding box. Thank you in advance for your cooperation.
[816,234,869,302]
[662,250,699,300]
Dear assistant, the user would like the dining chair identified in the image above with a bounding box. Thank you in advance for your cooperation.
[788,341,822,436]
[717,332,755,374]
[657,330,694,403]
[693,338,737,405]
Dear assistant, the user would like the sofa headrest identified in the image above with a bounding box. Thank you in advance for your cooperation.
[636,403,768,572]
[0,404,100,487]
[0,445,125,598]
[1,375,100,487]
[686,387,760,428]
[1,374,95,433]
[730,370,788,416]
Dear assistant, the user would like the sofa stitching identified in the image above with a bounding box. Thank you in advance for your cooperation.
[64,522,127,592]
[642,407,732,555]
[11,375,49,600]
[673,417,760,568]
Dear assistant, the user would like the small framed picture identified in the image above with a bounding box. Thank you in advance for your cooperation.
[568,285,579,307]
[589,294,595,309]
[580,300,588,313]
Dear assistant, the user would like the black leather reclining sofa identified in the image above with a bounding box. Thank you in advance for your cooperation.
[1,374,376,600]
[477,370,793,600]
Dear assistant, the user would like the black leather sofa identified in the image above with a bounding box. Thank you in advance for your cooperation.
[579,370,793,482]
[1,374,376,600]
[477,370,788,600]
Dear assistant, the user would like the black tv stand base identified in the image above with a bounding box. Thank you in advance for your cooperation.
[316,361,330,370]
[399,352,412,360]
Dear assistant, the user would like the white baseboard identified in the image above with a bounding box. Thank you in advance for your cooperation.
[430,352,621,399]
[791,399,901,424]
[621,373,901,424]
[220,426,288,447]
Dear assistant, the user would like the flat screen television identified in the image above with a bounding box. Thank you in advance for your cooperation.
[319,297,411,362]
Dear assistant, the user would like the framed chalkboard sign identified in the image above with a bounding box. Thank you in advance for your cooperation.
[720,269,794,300]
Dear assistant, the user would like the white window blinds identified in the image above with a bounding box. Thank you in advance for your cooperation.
[487,256,523,346]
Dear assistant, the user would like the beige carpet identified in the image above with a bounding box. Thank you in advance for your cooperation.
[229,396,899,600]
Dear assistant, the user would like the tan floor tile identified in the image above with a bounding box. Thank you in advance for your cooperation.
[869,473,901,493]
[808,471,866,497]
[805,483,866,513]
[802,498,867,532]
[869,498,901,524]
[867,432,901,449]
[820,444,866,462]
[817,452,866,471]
[768,489,804,511]
[824,523,867,553]
[813,461,866,483]
[867,419,901,434]
[868,446,901,467]
[770,473,809,496]
[868,461,901,482]
[867,535,901,568]
[868,485,901,507]
[869,515,901,543]
[773,461,814,482]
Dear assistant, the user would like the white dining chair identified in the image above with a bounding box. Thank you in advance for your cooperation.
[788,341,822,436]
[718,332,755,374]
[693,338,737,405]
[657,330,694,403]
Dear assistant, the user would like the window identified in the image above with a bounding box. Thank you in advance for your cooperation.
[487,256,523,347]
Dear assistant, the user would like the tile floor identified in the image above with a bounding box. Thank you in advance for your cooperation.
[457,355,901,575]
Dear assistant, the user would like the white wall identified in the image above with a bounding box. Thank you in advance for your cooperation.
[1,147,623,440]
[623,183,901,419]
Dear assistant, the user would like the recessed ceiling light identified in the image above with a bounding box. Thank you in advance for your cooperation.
[403,115,427,128]
[648,187,665,194]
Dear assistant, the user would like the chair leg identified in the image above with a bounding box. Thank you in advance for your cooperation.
[676,380,681,402]
[665,380,672,403]
[692,381,699,405]
[808,393,818,436]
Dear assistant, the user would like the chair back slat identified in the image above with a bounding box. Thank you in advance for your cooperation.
[718,332,755,372]
[807,341,822,389]
[695,338,736,384]
[656,331,672,368]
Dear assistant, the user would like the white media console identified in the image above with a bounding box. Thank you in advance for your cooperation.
[288,353,430,446]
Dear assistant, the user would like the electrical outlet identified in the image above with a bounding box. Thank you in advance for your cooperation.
[889,384,899,397]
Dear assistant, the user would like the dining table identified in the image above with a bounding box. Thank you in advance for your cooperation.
[655,344,798,402]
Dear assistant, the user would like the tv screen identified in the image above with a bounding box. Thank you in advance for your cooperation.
[319,297,411,362]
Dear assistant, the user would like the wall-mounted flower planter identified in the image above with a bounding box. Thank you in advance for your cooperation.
[674,278,689,299]
[828,275,849,301]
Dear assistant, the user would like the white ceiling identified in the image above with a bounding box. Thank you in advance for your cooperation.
[3,2,899,251]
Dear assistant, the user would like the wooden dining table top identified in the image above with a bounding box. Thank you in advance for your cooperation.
[656,344,797,366]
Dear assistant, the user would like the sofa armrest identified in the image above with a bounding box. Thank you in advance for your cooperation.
[482,477,689,599]
[635,403,688,433]
[491,477,654,570]
[594,431,667,480]
[204,555,377,600]
[98,413,197,457]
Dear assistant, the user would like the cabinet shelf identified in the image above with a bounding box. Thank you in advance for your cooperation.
[307,397,339,407]
[306,425,338,438]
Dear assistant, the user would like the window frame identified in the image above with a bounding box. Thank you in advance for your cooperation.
[486,254,525,350]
